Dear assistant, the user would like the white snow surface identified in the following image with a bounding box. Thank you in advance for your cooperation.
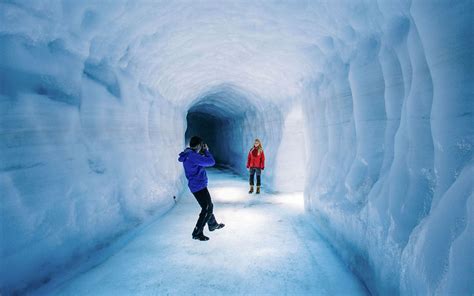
[32,169,368,296]
[0,0,473,295]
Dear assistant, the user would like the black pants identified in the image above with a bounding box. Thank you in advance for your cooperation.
[192,187,218,235]
[249,168,261,186]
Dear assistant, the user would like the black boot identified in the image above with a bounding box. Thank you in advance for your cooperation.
[209,223,225,231]
[192,227,209,241]
[192,233,209,241]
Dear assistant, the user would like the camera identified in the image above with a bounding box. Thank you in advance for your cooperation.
[199,143,207,154]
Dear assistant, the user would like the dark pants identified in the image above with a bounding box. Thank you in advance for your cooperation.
[249,168,261,186]
[192,187,218,235]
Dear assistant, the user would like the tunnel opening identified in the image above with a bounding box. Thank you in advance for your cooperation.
[183,84,291,194]
[184,84,262,174]
[185,110,229,167]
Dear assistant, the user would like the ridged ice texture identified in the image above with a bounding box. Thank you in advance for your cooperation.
[0,0,472,295]
[301,1,473,295]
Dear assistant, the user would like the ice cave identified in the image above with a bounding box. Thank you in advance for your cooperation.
[0,0,473,295]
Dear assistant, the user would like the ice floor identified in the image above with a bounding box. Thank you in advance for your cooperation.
[33,168,368,295]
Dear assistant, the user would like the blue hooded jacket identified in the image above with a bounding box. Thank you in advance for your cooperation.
[178,148,215,193]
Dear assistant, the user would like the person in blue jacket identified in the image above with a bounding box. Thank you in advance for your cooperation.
[178,136,225,241]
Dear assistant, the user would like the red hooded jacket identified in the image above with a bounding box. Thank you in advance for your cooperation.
[247,148,265,169]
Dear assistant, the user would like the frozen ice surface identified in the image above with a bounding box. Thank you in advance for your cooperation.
[32,169,368,296]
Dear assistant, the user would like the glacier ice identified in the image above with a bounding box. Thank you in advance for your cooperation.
[0,0,472,295]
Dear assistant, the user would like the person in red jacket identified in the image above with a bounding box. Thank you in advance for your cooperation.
[246,139,265,194]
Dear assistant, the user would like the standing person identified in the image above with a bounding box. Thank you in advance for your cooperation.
[178,136,225,241]
[246,139,265,194]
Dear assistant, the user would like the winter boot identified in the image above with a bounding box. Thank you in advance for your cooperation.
[248,185,254,194]
[209,223,225,231]
[256,186,261,194]
[192,233,209,241]
[192,227,209,241]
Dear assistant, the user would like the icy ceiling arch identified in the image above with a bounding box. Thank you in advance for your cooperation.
[187,84,261,119]
[1,0,472,295]
[48,0,321,104]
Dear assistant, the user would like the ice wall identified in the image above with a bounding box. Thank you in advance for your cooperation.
[0,0,472,295]
[0,3,187,293]
[0,36,185,294]
[302,0,473,295]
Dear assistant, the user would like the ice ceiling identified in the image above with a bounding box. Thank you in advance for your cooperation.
[1,0,472,295]
[29,0,319,103]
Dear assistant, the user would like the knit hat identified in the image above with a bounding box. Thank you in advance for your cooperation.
[189,136,203,148]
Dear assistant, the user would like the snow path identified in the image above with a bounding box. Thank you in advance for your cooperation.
[37,169,368,295]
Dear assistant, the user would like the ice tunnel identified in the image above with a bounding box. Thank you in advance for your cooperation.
[184,84,283,177]
[0,0,473,295]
